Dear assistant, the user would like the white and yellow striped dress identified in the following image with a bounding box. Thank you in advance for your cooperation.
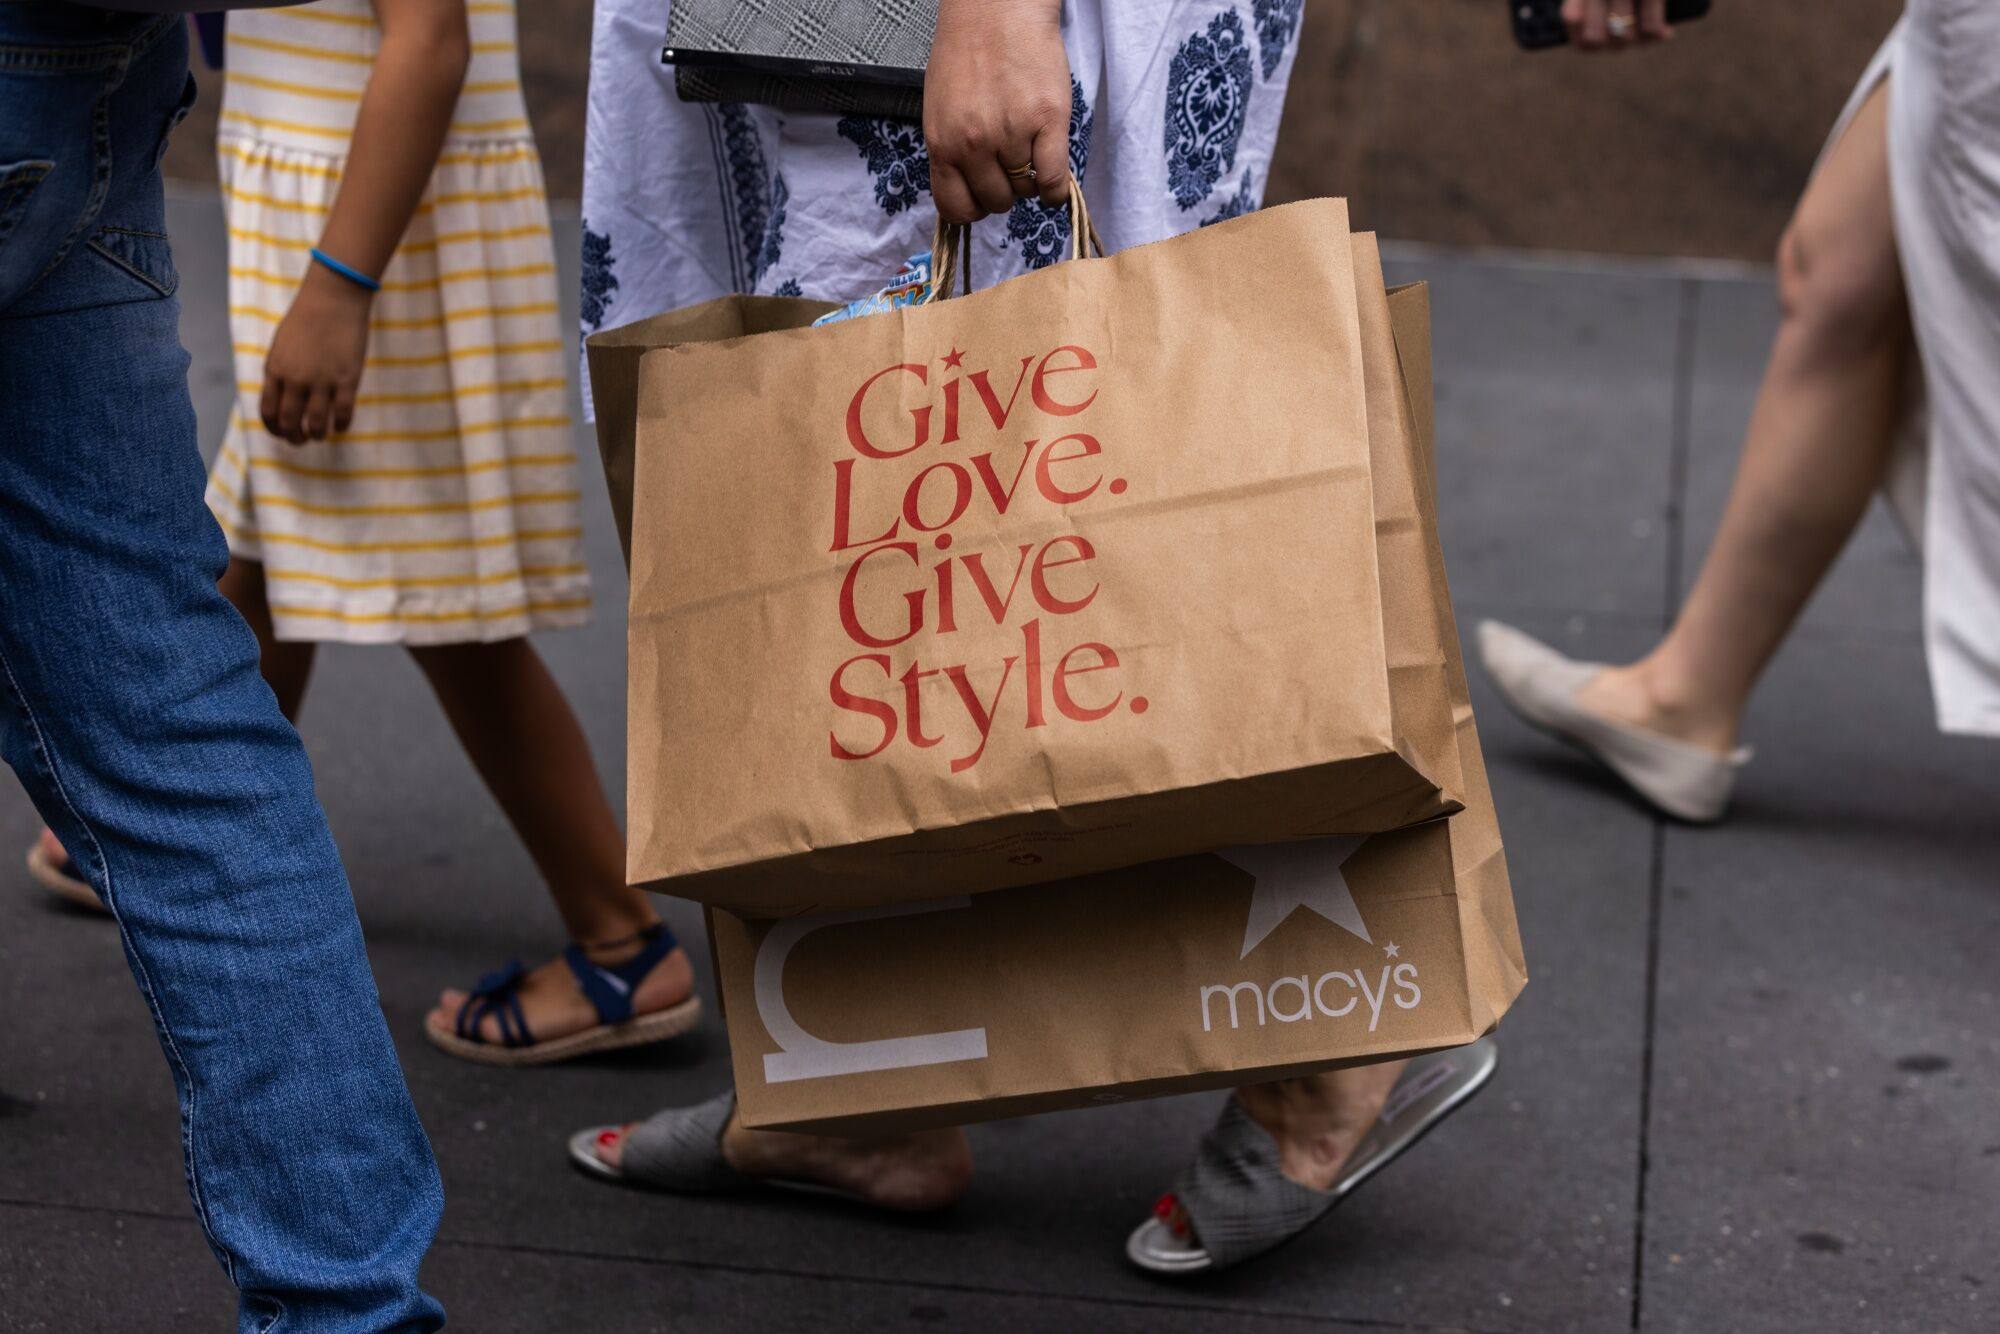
[206,0,590,645]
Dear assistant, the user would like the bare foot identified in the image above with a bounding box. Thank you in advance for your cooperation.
[30,826,107,913]
[592,1112,972,1212]
[427,936,695,1046]
[1157,1062,1406,1242]
[1235,1060,1408,1191]
[1572,661,1742,755]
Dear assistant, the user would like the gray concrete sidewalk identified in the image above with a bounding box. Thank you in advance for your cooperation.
[2,197,1995,1334]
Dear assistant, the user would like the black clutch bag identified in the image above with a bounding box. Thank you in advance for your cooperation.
[663,0,938,121]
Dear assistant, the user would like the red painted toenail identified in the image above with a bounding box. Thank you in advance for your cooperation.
[597,1130,619,1147]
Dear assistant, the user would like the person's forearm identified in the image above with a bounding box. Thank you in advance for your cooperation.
[934,0,1059,26]
[314,1,469,278]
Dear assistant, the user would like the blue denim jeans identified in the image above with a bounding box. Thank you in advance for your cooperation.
[0,8,445,1330]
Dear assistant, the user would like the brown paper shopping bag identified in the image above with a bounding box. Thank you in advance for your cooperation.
[588,295,836,565]
[710,246,1526,1134]
[599,199,1464,917]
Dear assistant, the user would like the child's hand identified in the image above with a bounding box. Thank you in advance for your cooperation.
[261,265,372,445]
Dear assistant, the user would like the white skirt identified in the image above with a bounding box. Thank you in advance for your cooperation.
[1828,3,2000,738]
[207,0,590,646]
[577,0,1306,415]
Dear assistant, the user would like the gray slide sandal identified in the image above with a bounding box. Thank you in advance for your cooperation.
[1127,1038,1498,1275]
[569,1091,867,1204]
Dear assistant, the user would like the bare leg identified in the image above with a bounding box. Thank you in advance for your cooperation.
[1154,1060,1408,1239]
[593,1115,974,1212]
[218,557,317,722]
[1577,81,1909,753]
[412,638,692,1042]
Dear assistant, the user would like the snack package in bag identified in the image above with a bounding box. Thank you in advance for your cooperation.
[811,252,934,327]
[707,246,1526,1133]
[593,198,1466,917]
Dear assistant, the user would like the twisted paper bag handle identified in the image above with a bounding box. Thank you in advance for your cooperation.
[921,186,1104,305]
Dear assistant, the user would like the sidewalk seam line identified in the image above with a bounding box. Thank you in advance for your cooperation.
[1630,274,1700,1330]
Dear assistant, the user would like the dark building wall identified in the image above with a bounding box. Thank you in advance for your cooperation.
[166,0,1902,263]
[1270,0,1903,260]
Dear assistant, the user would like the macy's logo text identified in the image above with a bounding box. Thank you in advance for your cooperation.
[1200,963,1422,1034]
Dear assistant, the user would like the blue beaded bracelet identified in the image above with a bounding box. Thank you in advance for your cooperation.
[309,247,381,293]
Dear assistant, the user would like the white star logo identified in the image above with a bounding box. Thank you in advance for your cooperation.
[1383,942,1400,959]
[1220,835,1372,959]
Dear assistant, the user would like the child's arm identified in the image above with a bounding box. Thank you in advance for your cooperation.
[260,0,470,444]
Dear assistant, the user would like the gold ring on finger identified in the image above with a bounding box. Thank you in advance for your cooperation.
[1004,161,1037,181]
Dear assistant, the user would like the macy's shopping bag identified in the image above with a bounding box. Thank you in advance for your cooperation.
[709,255,1526,1133]
[597,199,1464,917]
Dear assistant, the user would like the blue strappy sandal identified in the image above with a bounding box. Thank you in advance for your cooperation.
[424,922,702,1067]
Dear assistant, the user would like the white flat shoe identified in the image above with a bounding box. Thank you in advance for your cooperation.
[1475,620,1749,823]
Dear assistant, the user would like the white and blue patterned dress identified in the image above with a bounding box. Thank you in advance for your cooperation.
[578,0,1305,416]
